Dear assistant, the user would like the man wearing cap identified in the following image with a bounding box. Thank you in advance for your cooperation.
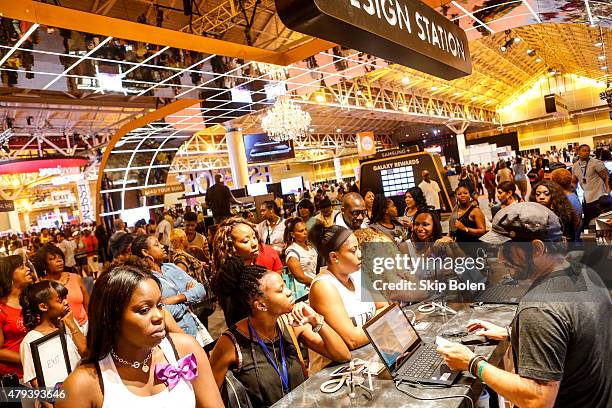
[334,192,368,231]
[438,202,612,408]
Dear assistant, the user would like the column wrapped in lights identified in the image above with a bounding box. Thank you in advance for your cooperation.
[261,96,312,142]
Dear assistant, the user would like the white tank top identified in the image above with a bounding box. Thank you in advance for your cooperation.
[99,337,196,408]
[311,269,375,327]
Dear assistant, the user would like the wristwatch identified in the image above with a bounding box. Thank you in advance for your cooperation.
[465,227,469,233]
[312,315,325,333]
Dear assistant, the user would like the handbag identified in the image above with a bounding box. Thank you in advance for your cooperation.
[188,310,213,347]
[221,370,254,408]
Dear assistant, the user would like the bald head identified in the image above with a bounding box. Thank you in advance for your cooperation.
[341,192,366,230]
[421,170,430,182]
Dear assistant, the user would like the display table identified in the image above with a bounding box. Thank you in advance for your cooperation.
[273,302,516,408]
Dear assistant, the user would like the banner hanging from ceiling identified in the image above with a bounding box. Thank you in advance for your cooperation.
[276,0,472,80]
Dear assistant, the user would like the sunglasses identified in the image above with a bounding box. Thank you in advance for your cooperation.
[350,210,367,217]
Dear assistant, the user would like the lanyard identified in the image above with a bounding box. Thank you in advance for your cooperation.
[580,158,589,181]
[248,320,289,393]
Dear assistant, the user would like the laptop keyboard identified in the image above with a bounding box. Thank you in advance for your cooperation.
[400,344,443,379]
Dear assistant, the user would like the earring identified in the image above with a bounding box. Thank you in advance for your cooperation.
[335,259,339,263]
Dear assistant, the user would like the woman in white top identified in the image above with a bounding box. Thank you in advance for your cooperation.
[57,265,223,408]
[284,218,318,286]
[309,225,387,351]
[20,281,86,390]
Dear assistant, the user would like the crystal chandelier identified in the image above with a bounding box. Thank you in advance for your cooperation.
[254,62,289,81]
[261,96,312,142]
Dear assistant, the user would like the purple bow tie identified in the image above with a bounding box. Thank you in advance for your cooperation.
[155,353,198,390]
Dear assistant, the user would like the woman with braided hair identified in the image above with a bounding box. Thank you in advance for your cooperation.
[211,216,282,326]
[209,257,350,407]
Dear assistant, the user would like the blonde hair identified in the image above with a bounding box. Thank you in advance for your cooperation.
[170,228,187,251]
[212,216,260,276]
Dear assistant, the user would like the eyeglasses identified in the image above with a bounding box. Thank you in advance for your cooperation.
[350,210,367,217]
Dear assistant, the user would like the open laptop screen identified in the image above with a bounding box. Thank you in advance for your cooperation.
[364,305,420,374]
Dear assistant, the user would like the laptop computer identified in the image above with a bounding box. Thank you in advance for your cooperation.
[363,304,459,386]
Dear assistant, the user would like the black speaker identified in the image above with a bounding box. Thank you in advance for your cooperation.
[183,0,192,15]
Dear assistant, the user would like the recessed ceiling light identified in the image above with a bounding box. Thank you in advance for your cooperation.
[535,57,542,63]
[336,128,342,133]
[431,86,438,91]
[599,55,606,61]
[595,42,603,47]
[513,37,521,43]
[402,76,410,85]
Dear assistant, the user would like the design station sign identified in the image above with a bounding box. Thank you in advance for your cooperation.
[275,0,472,80]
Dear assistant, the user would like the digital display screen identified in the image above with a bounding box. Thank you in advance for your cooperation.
[243,133,295,163]
[381,166,416,197]
[281,176,304,195]
[246,183,268,196]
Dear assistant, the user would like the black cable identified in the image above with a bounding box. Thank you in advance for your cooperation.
[394,380,474,408]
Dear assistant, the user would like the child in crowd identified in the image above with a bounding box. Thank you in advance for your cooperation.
[19,281,87,396]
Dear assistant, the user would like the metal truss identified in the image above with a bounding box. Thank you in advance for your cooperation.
[170,132,394,173]
[301,81,500,124]
[4,132,111,159]
[180,0,275,38]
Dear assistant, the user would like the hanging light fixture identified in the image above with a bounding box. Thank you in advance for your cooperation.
[253,62,289,81]
[261,96,312,142]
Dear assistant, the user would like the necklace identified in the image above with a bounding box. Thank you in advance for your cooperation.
[111,348,153,373]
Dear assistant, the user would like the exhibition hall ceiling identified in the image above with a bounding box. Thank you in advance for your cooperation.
[0,1,610,170]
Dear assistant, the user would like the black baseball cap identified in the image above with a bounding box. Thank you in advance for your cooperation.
[319,198,332,209]
[480,202,563,244]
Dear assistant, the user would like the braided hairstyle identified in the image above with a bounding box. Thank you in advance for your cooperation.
[211,256,267,326]
[20,281,68,330]
[211,216,260,276]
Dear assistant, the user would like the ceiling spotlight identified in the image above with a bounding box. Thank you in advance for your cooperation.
[431,86,438,91]
[401,105,408,112]
[602,66,609,70]
[401,76,410,85]
[513,37,521,43]
[535,57,542,63]
[595,42,603,47]
[500,45,507,52]
[453,92,461,96]
[336,128,342,133]
[315,93,326,103]
[527,49,536,57]
[309,128,315,132]
[365,101,373,108]
[599,55,606,61]
[356,89,363,95]
[548,69,557,75]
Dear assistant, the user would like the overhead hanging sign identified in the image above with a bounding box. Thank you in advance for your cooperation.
[0,200,15,212]
[357,131,377,156]
[275,0,472,80]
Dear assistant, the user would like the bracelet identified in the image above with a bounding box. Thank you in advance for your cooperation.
[477,361,488,384]
[468,355,486,377]
[312,315,325,333]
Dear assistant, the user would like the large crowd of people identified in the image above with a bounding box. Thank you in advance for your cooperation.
[0,141,611,407]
